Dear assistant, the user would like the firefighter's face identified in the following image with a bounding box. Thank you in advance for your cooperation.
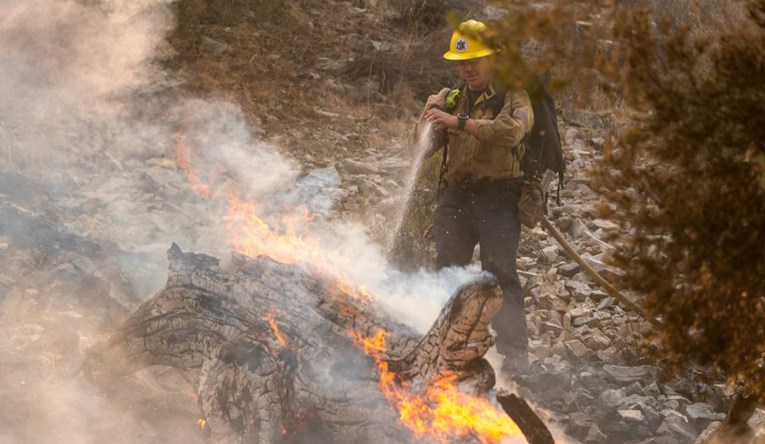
[457,56,492,90]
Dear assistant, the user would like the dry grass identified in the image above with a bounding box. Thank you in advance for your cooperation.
[341,29,454,102]
[164,0,493,164]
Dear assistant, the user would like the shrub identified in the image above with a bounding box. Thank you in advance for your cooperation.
[590,0,765,398]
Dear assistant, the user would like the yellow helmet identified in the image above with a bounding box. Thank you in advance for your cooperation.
[443,20,496,61]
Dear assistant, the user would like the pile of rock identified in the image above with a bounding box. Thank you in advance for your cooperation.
[501,119,765,443]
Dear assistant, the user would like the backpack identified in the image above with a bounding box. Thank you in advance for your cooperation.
[486,74,565,204]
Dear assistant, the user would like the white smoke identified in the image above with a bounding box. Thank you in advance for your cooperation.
[0,0,483,442]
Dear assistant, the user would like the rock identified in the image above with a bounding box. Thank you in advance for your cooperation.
[662,402,681,415]
[542,245,560,263]
[536,292,567,312]
[589,137,605,150]
[644,382,662,398]
[542,321,564,336]
[603,364,658,383]
[569,305,593,319]
[596,297,615,310]
[694,421,721,444]
[580,252,622,280]
[570,218,589,239]
[620,394,655,408]
[596,347,618,363]
[564,389,594,410]
[619,409,645,422]
[519,370,572,393]
[563,312,572,330]
[696,383,725,412]
[582,330,611,351]
[590,289,609,303]
[558,262,581,278]
[639,437,683,444]
[572,316,593,327]
[657,414,698,442]
[685,402,725,421]
[624,381,644,396]
[568,410,594,437]
[341,159,380,175]
[599,388,625,408]
[748,407,765,430]
[635,401,662,427]
[584,424,606,443]
[564,127,579,143]
[555,217,574,233]
[591,218,619,230]
[565,280,592,301]
[564,339,591,359]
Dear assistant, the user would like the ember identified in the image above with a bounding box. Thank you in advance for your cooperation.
[267,315,288,348]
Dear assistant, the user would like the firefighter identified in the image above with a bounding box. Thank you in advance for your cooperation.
[417,19,534,374]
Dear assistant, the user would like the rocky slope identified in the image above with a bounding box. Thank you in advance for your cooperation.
[1,0,763,443]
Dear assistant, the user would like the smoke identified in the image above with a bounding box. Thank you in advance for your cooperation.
[0,0,484,442]
[0,0,173,162]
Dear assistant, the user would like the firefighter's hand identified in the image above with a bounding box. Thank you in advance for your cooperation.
[425,94,445,111]
[424,108,458,130]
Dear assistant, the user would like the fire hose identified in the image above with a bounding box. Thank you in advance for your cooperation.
[540,216,661,327]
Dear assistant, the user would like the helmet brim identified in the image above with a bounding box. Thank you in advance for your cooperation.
[443,48,497,61]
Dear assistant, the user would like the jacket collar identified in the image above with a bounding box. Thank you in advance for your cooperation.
[463,80,500,111]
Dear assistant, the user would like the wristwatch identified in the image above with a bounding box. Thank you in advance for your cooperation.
[457,113,469,131]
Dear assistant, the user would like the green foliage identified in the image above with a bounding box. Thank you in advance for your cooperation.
[590,0,765,398]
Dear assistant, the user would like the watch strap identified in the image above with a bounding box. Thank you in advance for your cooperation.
[457,113,468,131]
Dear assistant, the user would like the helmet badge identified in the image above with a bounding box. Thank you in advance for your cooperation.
[455,38,467,52]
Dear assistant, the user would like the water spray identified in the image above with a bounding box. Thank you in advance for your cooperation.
[388,88,458,253]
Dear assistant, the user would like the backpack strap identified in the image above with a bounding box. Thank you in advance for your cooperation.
[485,88,526,167]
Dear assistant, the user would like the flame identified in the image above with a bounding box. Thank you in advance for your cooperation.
[175,131,523,442]
[353,329,524,443]
[175,133,212,199]
[197,418,207,430]
[224,193,322,265]
[175,135,371,306]
[267,314,288,347]
[333,275,372,304]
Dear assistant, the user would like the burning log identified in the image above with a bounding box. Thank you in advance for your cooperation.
[85,244,552,443]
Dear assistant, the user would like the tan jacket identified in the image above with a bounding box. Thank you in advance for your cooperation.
[432,82,534,184]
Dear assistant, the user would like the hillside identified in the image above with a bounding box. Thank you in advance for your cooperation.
[0,0,762,443]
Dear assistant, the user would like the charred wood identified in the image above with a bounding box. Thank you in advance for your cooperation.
[86,244,551,443]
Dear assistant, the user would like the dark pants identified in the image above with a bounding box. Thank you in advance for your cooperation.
[433,182,528,354]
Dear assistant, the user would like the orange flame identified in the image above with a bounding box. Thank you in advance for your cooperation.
[267,314,288,347]
[353,329,524,443]
[175,134,212,199]
[224,193,321,264]
[333,275,372,304]
[175,136,371,306]
[175,131,524,442]
[197,418,207,430]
